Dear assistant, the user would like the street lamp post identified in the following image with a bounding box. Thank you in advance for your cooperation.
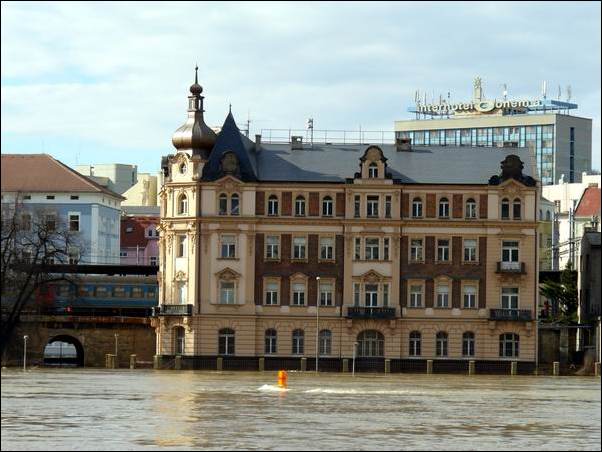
[23,335,29,371]
[315,276,320,373]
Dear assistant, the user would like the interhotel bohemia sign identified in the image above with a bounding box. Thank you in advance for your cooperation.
[417,98,543,114]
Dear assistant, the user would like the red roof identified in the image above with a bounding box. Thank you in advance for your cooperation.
[575,186,601,218]
[1,154,124,199]
[121,216,160,248]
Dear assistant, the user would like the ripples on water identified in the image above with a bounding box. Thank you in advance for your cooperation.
[1,369,600,451]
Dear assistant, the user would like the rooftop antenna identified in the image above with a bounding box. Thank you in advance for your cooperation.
[244,109,251,137]
[307,117,314,148]
[542,81,547,114]
[566,85,572,115]
[502,83,508,100]
[557,85,562,101]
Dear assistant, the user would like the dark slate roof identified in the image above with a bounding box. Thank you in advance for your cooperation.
[255,143,537,184]
[201,112,257,182]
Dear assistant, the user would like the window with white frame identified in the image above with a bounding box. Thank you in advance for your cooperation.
[322,196,333,216]
[463,285,477,308]
[368,162,378,178]
[292,237,306,260]
[385,196,392,218]
[412,197,423,218]
[292,329,304,355]
[295,196,306,216]
[409,284,423,308]
[501,287,519,310]
[465,198,477,219]
[267,195,279,216]
[383,238,390,261]
[292,282,306,306]
[437,239,450,262]
[499,333,519,358]
[320,237,334,260]
[501,240,520,270]
[219,280,236,304]
[410,239,423,262]
[265,235,280,260]
[319,330,332,356]
[319,281,333,306]
[409,331,421,356]
[354,237,361,260]
[383,283,389,306]
[463,332,475,357]
[464,239,477,262]
[265,281,279,305]
[220,234,236,258]
[353,283,361,306]
[177,235,187,258]
[367,196,379,217]
[436,332,448,357]
[230,194,240,215]
[219,329,235,355]
[365,284,379,307]
[69,213,80,232]
[178,194,188,215]
[177,281,187,304]
[438,197,450,218]
[436,284,449,308]
[265,329,277,354]
[365,238,380,260]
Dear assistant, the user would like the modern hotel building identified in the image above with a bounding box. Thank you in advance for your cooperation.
[152,72,540,373]
[395,79,592,186]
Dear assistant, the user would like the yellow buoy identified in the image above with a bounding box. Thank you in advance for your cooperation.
[277,370,288,388]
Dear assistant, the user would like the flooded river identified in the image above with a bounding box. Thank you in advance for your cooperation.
[1,369,600,450]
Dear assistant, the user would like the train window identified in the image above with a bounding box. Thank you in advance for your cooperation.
[78,286,92,297]
[113,287,126,298]
[131,287,143,298]
[146,289,156,299]
[95,287,110,298]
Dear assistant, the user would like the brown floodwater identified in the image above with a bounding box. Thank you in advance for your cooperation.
[1,369,600,450]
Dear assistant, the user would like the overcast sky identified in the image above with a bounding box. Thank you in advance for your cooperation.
[1,1,600,175]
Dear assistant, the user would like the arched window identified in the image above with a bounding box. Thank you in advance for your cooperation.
[409,331,421,357]
[465,198,477,219]
[268,195,279,216]
[368,162,378,178]
[499,333,519,358]
[230,194,240,215]
[292,329,304,355]
[436,331,448,357]
[295,195,306,216]
[265,329,277,354]
[178,194,188,215]
[322,196,333,216]
[218,328,235,356]
[501,198,510,220]
[513,198,521,219]
[462,332,475,357]
[179,162,187,174]
[219,193,228,216]
[412,197,423,218]
[174,326,185,355]
[438,197,449,218]
[357,330,384,357]
[319,330,332,356]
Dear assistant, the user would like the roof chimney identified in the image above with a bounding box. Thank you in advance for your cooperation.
[396,137,412,152]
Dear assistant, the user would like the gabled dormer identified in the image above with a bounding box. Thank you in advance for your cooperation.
[354,145,391,182]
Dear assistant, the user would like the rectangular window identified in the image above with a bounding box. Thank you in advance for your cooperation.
[220,235,236,258]
[366,196,379,217]
[412,199,423,218]
[177,235,187,258]
[150,256,158,266]
[319,282,333,306]
[46,195,55,200]
[385,196,392,218]
[437,285,449,308]
[293,237,306,260]
[265,235,280,260]
[354,195,361,218]
[69,213,80,232]
[95,286,109,298]
[131,287,143,298]
[320,237,334,260]
[354,237,361,260]
[501,287,519,310]
[410,239,423,262]
[70,195,79,200]
[365,238,380,260]
[501,240,519,270]
[45,214,56,231]
[410,284,423,308]
[365,284,378,307]
[463,239,477,262]
[383,238,390,261]
[353,283,361,306]
[292,283,306,306]
[463,285,477,308]
[220,281,235,304]
[437,239,450,262]
[383,284,389,307]
[265,282,279,305]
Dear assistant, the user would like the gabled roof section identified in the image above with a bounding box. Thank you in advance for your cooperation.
[1,154,125,199]
[575,186,601,218]
[201,112,257,182]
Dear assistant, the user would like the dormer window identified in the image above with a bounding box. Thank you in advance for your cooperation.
[368,162,378,178]
[230,194,240,215]
[179,163,187,175]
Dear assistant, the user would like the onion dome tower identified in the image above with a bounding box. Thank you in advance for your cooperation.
[171,66,217,158]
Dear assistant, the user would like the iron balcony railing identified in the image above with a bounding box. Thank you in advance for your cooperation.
[489,309,532,321]
[347,306,397,319]
[496,261,526,274]
[155,304,193,316]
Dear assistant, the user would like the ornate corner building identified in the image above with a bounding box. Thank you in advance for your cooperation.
[152,70,540,373]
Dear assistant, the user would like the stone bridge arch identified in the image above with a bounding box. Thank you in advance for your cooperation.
[44,334,85,367]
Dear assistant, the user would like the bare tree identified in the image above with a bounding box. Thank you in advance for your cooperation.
[1,194,83,355]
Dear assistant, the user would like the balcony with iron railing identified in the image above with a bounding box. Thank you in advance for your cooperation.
[346,306,397,319]
[496,261,526,274]
[155,304,193,316]
[489,309,532,321]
